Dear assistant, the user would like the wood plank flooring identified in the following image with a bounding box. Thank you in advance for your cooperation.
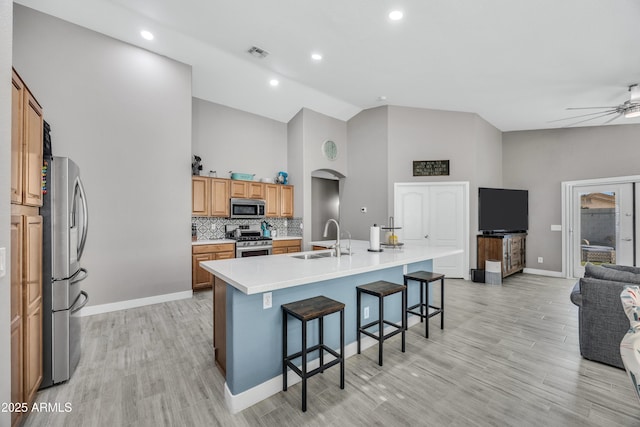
[24,274,640,426]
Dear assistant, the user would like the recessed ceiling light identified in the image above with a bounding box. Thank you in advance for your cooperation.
[140,30,154,41]
[311,53,323,61]
[269,79,279,87]
[389,10,403,21]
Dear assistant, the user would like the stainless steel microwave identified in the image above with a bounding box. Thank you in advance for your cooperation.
[230,198,266,219]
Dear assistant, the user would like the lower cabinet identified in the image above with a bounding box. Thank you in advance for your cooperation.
[272,239,302,255]
[213,275,226,375]
[10,211,42,427]
[192,243,235,291]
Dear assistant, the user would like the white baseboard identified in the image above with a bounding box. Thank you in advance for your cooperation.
[523,268,564,278]
[224,315,422,414]
[78,290,193,317]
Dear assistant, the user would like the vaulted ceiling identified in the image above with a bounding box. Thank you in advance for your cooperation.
[15,0,640,131]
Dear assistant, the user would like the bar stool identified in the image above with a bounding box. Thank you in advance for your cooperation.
[282,295,345,412]
[403,271,445,338]
[357,280,407,366]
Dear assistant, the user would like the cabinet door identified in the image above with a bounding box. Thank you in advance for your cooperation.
[192,253,214,290]
[11,71,24,205]
[248,182,265,199]
[23,215,43,404]
[280,185,294,218]
[229,180,248,198]
[286,245,301,254]
[272,247,287,255]
[215,251,235,260]
[211,179,230,217]
[23,90,43,207]
[265,184,280,217]
[192,177,210,216]
[10,216,24,423]
[213,276,226,375]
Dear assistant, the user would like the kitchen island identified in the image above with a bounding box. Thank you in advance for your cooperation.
[200,240,462,413]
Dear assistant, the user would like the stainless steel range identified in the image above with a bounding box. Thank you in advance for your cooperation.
[227,225,272,257]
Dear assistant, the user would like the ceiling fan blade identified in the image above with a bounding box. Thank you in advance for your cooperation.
[562,111,619,127]
[548,109,618,123]
[566,106,619,110]
[602,112,623,124]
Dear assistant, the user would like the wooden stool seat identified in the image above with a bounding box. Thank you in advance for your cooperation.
[282,295,345,412]
[357,280,407,366]
[404,271,445,338]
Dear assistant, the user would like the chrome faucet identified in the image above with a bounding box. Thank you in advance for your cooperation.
[323,218,341,257]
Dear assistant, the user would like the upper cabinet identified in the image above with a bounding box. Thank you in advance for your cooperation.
[11,69,43,207]
[230,180,265,199]
[265,183,294,218]
[191,177,230,217]
[193,177,293,218]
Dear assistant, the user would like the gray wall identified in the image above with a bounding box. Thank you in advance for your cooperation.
[13,6,193,306]
[342,106,389,239]
[387,106,503,268]
[503,124,640,272]
[0,1,12,424]
[192,98,287,181]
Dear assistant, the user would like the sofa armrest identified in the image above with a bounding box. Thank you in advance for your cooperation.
[570,281,582,307]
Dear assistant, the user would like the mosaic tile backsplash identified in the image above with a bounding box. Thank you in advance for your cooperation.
[192,217,303,240]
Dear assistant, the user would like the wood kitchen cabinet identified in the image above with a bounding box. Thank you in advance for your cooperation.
[213,276,226,375]
[477,233,526,278]
[11,68,43,207]
[10,211,43,426]
[229,180,265,199]
[265,184,294,218]
[191,177,230,217]
[272,239,302,255]
[192,243,235,290]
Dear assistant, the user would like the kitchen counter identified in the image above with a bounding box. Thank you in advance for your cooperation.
[201,240,460,295]
[200,239,463,413]
[192,239,236,245]
[271,236,302,241]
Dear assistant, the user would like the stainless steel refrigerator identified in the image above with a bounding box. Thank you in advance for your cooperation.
[40,156,89,388]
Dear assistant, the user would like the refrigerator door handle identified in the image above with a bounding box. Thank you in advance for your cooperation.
[75,177,89,261]
[70,268,88,285]
[70,291,89,314]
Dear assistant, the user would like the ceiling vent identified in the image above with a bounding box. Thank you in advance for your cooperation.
[247,46,269,59]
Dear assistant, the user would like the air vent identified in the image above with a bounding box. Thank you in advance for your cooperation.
[247,46,269,59]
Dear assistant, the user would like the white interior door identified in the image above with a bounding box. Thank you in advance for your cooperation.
[571,183,634,277]
[394,182,468,278]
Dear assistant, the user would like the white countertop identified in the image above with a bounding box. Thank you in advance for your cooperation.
[272,236,302,241]
[200,240,462,295]
[192,239,236,245]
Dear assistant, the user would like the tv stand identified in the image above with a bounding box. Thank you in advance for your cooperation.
[477,233,526,278]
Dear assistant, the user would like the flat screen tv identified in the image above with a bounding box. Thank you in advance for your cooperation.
[478,187,528,233]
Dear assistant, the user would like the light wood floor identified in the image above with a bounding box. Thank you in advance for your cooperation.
[24,274,640,427]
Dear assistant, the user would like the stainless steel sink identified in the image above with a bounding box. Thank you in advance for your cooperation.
[290,251,352,260]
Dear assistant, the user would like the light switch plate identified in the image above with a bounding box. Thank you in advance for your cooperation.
[550,225,562,231]
[0,247,5,278]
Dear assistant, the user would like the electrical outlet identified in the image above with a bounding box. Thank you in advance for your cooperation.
[364,306,369,319]
[537,257,543,263]
[263,292,272,309]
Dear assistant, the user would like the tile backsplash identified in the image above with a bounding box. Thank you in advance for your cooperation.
[192,217,303,240]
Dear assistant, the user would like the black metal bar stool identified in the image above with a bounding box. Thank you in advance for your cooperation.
[356,280,407,366]
[282,295,345,412]
[403,271,445,338]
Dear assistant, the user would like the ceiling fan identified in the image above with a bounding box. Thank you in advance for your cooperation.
[552,84,640,127]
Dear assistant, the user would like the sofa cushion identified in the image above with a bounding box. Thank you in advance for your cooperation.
[585,263,640,285]
[602,264,640,275]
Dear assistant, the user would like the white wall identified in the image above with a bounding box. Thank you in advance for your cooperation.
[503,124,640,273]
[13,6,193,306]
[192,98,287,181]
[0,1,12,424]
[342,106,389,239]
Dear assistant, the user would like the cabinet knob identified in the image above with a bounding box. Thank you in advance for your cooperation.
[424,234,429,239]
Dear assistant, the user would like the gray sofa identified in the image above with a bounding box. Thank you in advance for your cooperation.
[570,263,640,369]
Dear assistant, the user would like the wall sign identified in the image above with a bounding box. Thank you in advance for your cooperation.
[413,160,450,176]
